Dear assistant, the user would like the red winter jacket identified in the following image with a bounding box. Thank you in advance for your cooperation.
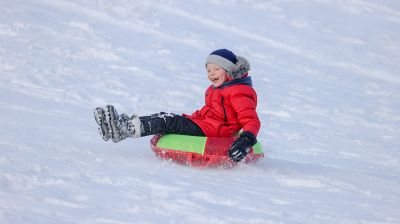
[184,77,260,138]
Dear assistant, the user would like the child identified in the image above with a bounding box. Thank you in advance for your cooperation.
[94,49,260,163]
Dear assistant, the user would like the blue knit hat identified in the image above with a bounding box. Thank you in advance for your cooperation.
[205,49,250,79]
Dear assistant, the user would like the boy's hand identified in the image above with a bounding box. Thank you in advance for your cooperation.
[228,132,257,163]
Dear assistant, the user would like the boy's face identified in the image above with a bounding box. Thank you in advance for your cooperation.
[206,63,228,88]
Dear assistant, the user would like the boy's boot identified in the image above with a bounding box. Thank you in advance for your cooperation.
[105,105,141,143]
[94,107,111,141]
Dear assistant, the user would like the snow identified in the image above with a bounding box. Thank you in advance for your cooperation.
[1,0,399,223]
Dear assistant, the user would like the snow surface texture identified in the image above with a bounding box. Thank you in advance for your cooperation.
[1,0,399,223]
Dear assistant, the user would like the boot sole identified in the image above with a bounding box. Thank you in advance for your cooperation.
[94,107,111,141]
[106,105,121,143]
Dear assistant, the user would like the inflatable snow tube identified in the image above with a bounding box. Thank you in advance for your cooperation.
[150,134,264,168]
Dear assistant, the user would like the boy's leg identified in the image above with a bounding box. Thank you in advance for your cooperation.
[95,105,204,143]
[139,112,205,137]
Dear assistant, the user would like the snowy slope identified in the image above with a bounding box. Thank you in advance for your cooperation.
[1,0,400,223]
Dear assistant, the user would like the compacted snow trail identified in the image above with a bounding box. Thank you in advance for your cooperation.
[1,1,399,223]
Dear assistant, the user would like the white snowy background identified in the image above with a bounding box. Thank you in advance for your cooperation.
[1,0,399,223]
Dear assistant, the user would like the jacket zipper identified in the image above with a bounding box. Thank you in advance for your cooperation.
[221,96,227,122]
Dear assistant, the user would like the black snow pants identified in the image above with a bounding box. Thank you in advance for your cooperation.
[139,112,205,137]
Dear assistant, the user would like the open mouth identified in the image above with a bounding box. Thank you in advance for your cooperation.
[211,77,219,82]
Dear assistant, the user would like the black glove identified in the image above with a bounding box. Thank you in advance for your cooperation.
[228,132,257,163]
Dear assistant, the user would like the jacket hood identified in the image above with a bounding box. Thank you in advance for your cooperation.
[214,76,253,89]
